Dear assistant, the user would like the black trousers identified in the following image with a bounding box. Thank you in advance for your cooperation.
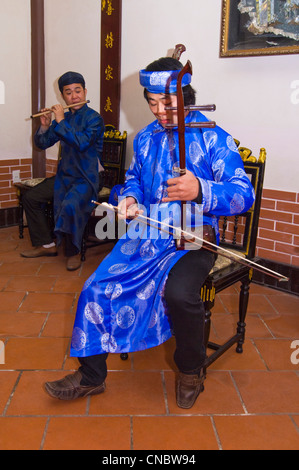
[78,247,216,385]
[22,177,55,246]
[22,176,80,256]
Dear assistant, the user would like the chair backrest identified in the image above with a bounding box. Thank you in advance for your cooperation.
[218,144,266,260]
[101,124,127,188]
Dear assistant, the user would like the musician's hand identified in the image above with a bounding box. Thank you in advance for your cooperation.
[117,197,143,219]
[39,108,52,129]
[162,170,200,202]
[51,104,65,123]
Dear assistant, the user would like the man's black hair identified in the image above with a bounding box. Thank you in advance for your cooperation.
[58,71,85,94]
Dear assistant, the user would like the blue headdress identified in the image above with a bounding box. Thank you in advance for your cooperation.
[139,69,191,94]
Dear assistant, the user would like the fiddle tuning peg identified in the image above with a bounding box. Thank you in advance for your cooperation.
[172,44,186,60]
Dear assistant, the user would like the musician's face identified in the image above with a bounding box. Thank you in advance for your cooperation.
[61,83,87,111]
[146,92,179,128]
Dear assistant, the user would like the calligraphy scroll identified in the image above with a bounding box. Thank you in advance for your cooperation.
[100,0,122,129]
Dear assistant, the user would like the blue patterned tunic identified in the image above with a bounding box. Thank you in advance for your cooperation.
[70,111,255,357]
[34,104,104,250]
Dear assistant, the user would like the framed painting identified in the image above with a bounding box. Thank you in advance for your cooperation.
[220,0,299,57]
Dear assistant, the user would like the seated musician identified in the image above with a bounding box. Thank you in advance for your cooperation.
[20,71,105,271]
[44,57,255,407]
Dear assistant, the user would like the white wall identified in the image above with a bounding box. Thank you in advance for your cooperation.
[44,0,101,158]
[0,0,31,158]
[0,0,298,192]
[120,0,299,192]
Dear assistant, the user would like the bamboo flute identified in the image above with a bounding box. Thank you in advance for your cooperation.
[30,100,90,118]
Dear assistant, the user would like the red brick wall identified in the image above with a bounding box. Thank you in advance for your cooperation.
[0,158,32,208]
[0,158,57,209]
[46,158,58,177]
[257,189,299,267]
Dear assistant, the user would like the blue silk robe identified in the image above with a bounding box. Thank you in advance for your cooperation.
[70,111,255,357]
[34,104,104,250]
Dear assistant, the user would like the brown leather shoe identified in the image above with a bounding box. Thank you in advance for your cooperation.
[176,370,205,409]
[66,254,82,271]
[21,246,57,258]
[44,371,106,400]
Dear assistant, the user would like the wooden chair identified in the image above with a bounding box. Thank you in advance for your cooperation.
[80,125,127,260]
[15,126,127,251]
[120,142,266,368]
[202,143,266,371]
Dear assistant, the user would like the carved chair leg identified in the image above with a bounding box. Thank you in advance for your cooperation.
[236,276,251,353]
[81,224,88,262]
[204,307,211,350]
[81,238,86,261]
[203,306,212,375]
[45,202,54,239]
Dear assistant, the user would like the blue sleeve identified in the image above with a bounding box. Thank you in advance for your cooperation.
[121,133,145,205]
[34,126,60,150]
[53,113,104,153]
[198,130,255,216]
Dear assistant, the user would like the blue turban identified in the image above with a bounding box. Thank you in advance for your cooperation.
[58,71,85,93]
[139,69,191,94]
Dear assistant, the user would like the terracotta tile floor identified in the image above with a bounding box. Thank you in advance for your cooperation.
[0,226,299,450]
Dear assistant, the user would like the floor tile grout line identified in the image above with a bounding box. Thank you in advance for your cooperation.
[229,371,248,414]
[160,371,170,415]
[2,370,23,417]
[39,416,50,450]
[250,338,270,371]
[264,295,284,316]
[289,414,299,435]
[86,395,91,415]
[62,339,72,369]
[16,292,29,313]
[210,416,222,450]
[0,275,12,292]
[38,312,51,338]
[257,312,276,338]
[215,294,230,314]
[2,412,299,419]
[71,292,79,313]
[130,416,134,450]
